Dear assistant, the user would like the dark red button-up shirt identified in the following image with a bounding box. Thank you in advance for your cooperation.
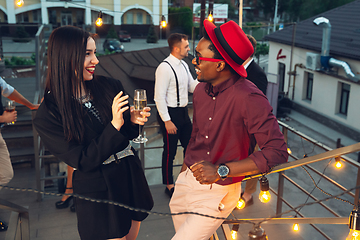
[184,76,288,185]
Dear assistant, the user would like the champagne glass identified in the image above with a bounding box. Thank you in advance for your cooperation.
[132,89,148,143]
[5,100,15,125]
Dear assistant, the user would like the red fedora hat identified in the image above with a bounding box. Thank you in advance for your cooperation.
[204,20,254,78]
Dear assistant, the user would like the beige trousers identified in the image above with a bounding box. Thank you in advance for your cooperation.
[0,133,13,187]
[169,168,241,240]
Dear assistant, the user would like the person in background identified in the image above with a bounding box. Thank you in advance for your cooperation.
[0,76,39,231]
[169,20,288,240]
[55,165,75,212]
[154,33,199,198]
[240,34,269,208]
[34,26,153,240]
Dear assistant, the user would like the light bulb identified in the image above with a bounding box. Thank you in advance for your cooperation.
[236,198,246,210]
[259,176,271,203]
[287,148,292,154]
[95,18,103,27]
[95,12,103,27]
[259,190,271,203]
[231,229,237,239]
[293,223,299,231]
[346,229,360,240]
[335,157,342,169]
[161,21,167,28]
[208,14,213,22]
[16,0,24,7]
[231,225,239,240]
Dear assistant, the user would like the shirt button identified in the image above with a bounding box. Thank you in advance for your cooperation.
[209,117,212,120]
[213,97,216,100]
[205,136,208,138]
[207,152,210,155]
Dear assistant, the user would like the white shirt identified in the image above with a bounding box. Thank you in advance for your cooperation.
[0,77,14,97]
[244,57,254,69]
[154,54,199,122]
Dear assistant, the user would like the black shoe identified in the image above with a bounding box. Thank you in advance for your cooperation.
[55,196,73,209]
[0,220,8,231]
[240,192,254,208]
[70,203,76,212]
[165,187,174,198]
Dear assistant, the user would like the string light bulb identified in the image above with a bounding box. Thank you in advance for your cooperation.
[293,223,299,231]
[346,209,360,240]
[287,147,292,154]
[231,224,239,240]
[15,0,24,7]
[335,157,342,169]
[248,224,268,240]
[259,176,271,203]
[95,11,103,27]
[236,198,246,210]
[161,15,167,28]
[208,11,214,22]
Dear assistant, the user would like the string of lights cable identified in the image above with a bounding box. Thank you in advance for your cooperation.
[1,183,359,225]
[301,163,354,206]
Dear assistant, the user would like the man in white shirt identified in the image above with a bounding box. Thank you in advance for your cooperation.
[0,76,39,231]
[154,33,199,197]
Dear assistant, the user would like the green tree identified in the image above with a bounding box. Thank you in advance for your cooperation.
[146,24,158,43]
[255,43,269,64]
[168,7,193,36]
[106,25,119,40]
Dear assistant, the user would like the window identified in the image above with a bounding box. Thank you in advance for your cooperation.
[305,72,313,100]
[16,12,29,23]
[278,63,285,93]
[146,14,152,24]
[339,83,350,115]
[136,13,143,24]
[126,13,133,24]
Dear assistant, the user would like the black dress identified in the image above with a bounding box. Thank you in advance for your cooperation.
[34,76,154,240]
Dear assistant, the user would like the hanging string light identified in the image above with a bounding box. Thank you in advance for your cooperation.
[15,0,24,7]
[231,224,239,240]
[293,216,299,232]
[208,11,214,22]
[346,209,360,240]
[95,11,103,27]
[161,15,167,28]
[335,157,342,169]
[287,147,292,154]
[248,224,268,240]
[236,198,246,210]
[259,176,271,203]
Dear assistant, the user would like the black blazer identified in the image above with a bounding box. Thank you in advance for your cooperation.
[34,76,138,175]
[246,60,268,95]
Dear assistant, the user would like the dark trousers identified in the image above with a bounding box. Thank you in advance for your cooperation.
[157,107,192,185]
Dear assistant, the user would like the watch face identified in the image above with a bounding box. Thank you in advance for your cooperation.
[218,165,229,177]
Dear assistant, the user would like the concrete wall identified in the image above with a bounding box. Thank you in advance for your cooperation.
[268,41,360,135]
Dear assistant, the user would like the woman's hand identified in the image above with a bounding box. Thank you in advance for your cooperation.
[111,91,129,131]
[130,106,151,125]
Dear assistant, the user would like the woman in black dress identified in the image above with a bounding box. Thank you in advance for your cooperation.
[34,26,153,240]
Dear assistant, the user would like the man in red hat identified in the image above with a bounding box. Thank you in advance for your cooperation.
[169,20,288,239]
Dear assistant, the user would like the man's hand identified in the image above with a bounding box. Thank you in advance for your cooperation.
[190,160,220,184]
[165,120,177,134]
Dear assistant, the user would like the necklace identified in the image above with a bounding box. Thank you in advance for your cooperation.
[76,92,91,103]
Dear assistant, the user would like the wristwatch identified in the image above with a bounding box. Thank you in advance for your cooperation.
[217,164,230,180]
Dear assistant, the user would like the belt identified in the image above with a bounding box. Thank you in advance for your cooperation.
[103,143,134,165]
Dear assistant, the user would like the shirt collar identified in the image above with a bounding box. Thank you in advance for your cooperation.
[205,75,241,97]
[169,54,182,65]
[244,58,253,69]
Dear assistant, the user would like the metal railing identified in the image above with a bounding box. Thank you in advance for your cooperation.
[0,199,29,240]
[219,121,360,240]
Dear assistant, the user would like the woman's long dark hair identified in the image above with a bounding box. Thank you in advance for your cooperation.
[46,26,113,143]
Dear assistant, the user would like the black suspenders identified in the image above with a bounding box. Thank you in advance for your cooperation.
[163,60,185,107]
